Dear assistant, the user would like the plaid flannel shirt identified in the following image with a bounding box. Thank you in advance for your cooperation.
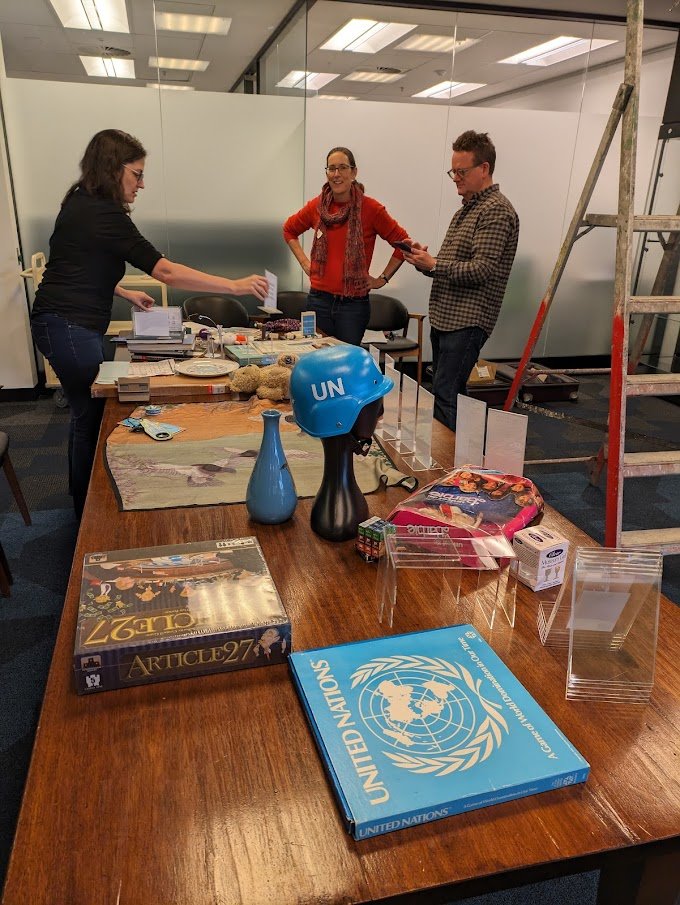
[428,184,519,335]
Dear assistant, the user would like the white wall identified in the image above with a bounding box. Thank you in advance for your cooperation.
[0,80,306,387]
[0,34,36,390]
[304,96,668,361]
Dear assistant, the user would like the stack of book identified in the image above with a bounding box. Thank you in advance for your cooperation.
[117,327,197,361]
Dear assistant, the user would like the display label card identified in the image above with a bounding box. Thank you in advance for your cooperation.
[569,590,630,632]
[484,409,527,476]
[258,270,281,314]
[454,395,486,468]
[133,306,181,337]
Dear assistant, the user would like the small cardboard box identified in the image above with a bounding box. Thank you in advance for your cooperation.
[513,526,569,591]
[468,360,497,386]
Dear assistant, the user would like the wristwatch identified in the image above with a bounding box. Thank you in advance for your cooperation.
[379,273,390,284]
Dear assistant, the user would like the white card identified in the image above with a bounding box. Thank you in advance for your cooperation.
[454,395,486,468]
[259,269,280,313]
[484,408,528,476]
[132,307,181,337]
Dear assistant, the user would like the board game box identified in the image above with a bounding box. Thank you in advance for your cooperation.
[74,537,291,694]
[289,625,589,840]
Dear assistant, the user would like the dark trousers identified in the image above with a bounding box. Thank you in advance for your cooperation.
[31,313,105,519]
[431,325,488,432]
[307,290,370,346]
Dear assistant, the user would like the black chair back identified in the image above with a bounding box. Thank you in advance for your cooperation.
[277,291,309,320]
[367,295,410,333]
[182,295,250,327]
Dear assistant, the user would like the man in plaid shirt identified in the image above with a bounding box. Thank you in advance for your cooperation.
[406,131,519,431]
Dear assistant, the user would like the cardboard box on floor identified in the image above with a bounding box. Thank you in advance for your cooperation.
[468,360,497,385]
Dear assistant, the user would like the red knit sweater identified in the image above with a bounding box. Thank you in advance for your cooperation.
[283,194,408,297]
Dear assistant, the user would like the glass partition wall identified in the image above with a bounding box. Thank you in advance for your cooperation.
[287,2,678,362]
[0,1,676,374]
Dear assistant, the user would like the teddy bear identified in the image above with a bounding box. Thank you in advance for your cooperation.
[227,352,299,402]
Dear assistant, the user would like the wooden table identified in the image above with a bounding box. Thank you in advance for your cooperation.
[3,398,679,905]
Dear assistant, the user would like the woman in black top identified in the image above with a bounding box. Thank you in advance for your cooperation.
[32,129,268,519]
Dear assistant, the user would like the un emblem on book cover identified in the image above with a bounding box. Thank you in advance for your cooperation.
[350,655,509,776]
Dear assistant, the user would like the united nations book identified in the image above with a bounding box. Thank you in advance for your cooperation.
[74,537,290,694]
[289,625,589,840]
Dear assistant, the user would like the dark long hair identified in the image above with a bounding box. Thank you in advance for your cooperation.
[62,129,147,210]
[326,146,365,193]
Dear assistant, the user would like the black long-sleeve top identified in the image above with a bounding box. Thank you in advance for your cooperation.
[32,187,163,333]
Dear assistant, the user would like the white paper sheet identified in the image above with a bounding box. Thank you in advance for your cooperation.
[454,395,486,468]
[484,408,528,476]
[95,361,130,385]
[258,270,281,313]
[132,306,182,337]
[363,329,388,344]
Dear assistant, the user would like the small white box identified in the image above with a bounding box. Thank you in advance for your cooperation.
[513,526,569,591]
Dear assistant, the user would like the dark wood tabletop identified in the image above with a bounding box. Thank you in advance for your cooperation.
[2,397,679,905]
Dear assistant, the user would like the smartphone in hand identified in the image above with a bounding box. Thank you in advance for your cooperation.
[394,240,413,253]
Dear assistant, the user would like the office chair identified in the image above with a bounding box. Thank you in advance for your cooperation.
[277,291,309,321]
[364,295,426,385]
[182,295,250,328]
[0,431,31,597]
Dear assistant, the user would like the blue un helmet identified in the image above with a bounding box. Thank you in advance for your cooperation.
[290,345,393,438]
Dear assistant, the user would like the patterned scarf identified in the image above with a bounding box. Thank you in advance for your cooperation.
[310,181,368,297]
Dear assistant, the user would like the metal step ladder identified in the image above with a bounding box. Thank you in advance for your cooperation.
[504,0,680,554]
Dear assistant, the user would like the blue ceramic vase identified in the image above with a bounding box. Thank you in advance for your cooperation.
[246,409,298,524]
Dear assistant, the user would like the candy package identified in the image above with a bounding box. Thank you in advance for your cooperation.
[388,466,543,541]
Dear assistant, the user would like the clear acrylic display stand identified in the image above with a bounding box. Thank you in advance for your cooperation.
[397,374,418,455]
[565,548,662,703]
[368,344,380,367]
[536,550,575,649]
[375,363,400,442]
[377,527,517,632]
[411,384,439,471]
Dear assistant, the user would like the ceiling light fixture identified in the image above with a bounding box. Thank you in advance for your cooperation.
[499,36,616,66]
[321,18,416,54]
[149,56,209,71]
[275,71,339,91]
[147,82,195,90]
[154,13,231,35]
[343,71,403,83]
[412,80,486,99]
[80,55,135,78]
[49,0,129,32]
[397,35,479,53]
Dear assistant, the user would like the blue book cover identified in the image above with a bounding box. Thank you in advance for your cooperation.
[289,625,589,840]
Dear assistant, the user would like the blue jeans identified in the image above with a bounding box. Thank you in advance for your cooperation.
[431,325,488,432]
[308,290,370,346]
[31,313,105,519]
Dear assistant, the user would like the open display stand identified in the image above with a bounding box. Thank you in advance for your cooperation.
[377,528,517,634]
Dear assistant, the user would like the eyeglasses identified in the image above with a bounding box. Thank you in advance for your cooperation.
[325,164,353,174]
[123,164,145,183]
[447,164,483,180]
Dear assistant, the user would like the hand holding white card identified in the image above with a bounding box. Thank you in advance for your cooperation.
[258,270,281,313]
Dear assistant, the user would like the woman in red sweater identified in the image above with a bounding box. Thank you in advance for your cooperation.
[283,146,411,345]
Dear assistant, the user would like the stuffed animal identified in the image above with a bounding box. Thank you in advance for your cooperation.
[227,353,299,402]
